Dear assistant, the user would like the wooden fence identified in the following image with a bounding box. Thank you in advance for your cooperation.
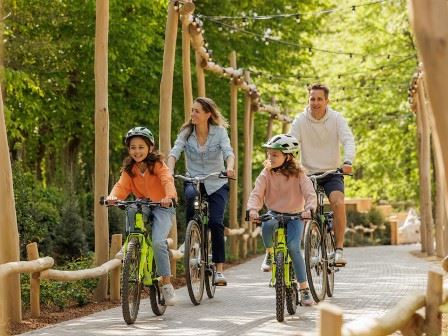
[318,259,448,336]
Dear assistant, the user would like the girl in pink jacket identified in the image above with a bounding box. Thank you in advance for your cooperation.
[247,134,317,306]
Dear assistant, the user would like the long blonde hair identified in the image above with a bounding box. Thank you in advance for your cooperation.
[180,97,229,139]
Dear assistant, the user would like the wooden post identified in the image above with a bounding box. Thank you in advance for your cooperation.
[26,243,40,318]
[409,0,448,222]
[195,51,206,97]
[181,1,194,122]
[319,302,343,336]
[282,108,290,134]
[416,81,434,255]
[109,234,122,303]
[390,219,398,245]
[241,70,253,255]
[94,0,110,301]
[159,1,179,277]
[0,12,22,323]
[228,51,239,259]
[425,270,443,335]
[422,79,447,257]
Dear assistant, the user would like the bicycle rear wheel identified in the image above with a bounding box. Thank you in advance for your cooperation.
[121,237,142,324]
[149,279,167,316]
[184,220,205,305]
[205,231,216,298]
[275,251,285,322]
[326,231,336,297]
[285,261,298,315]
[304,220,327,303]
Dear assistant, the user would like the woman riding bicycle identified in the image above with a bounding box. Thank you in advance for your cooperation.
[107,126,177,305]
[247,134,316,306]
[167,97,235,286]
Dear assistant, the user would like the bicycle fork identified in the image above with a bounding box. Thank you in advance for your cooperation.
[271,227,292,288]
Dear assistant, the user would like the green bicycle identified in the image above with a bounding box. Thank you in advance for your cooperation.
[248,211,304,322]
[100,197,168,324]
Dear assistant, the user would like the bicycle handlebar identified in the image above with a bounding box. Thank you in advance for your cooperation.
[99,197,176,208]
[308,168,352,181]
[175,171,235,183]
[245,209,305,225]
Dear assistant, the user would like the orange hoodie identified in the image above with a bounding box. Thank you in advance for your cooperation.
[110,161,177,201]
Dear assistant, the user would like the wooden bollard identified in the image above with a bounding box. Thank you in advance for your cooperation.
[109,234,122,303]
[319,302,343,336]
[390,219,398,245]
[26,242,40,318]
[425,270,443,335]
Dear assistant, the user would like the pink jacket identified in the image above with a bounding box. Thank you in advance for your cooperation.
[247,168,316,214]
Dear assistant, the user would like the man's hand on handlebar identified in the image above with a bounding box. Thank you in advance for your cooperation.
[342,164,353,175]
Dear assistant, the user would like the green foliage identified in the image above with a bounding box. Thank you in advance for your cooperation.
[4,0,420,260]
[21,254,98,310]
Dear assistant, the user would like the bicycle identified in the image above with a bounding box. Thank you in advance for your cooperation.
[100,197,171,324]
[175,171,231,305]
[247,211,304,322]
[304,169,347,303]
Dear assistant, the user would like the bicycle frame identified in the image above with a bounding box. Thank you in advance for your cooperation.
[123,210,155,286]
[271,219,293,289]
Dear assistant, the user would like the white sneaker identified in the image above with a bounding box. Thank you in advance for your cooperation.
[161,283,176,306]
[214,272,227,286]
[335,249,347,266]
[260,252,272,272]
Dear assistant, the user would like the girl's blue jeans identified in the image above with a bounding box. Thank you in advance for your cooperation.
[261,212,307,283]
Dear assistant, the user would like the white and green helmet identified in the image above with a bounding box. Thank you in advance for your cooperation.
[262,134,299,155]
[125,126,155,145]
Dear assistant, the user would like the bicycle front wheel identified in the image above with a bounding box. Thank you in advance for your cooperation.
[285,261,298,315]
[205,230,216,298]
[149,279,167,316]
[184,220,205,305]
[304,220,327,303]
[121,237,142,325]
[326,231,336,297]
[275,251,285,322]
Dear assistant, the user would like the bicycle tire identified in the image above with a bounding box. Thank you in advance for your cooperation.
[205,231,216,298]
[149,280,167,316]
[304,220,327,303]
[184,219,205,305]
[326,231,336,297]
[275,251,285,322]
[285,262,298,315]
[121,237,142,325]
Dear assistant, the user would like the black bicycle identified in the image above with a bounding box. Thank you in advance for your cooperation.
[304,169,347,302]
[175,171,231,305]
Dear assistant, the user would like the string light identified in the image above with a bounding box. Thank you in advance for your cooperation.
[199,0,392,22]
[200,15,410,59]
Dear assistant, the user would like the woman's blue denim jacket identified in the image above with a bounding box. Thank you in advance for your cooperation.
[169,125,235,195]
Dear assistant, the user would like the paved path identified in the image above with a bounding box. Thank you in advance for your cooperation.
[20,244,442,336]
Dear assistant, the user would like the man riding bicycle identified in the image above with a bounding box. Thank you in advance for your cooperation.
[289,83,356,265]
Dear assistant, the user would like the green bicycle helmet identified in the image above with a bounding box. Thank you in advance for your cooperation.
[125,126,155,145]
[262,134,299,154]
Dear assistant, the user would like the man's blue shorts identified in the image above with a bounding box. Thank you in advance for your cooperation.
[317,174,344,198]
